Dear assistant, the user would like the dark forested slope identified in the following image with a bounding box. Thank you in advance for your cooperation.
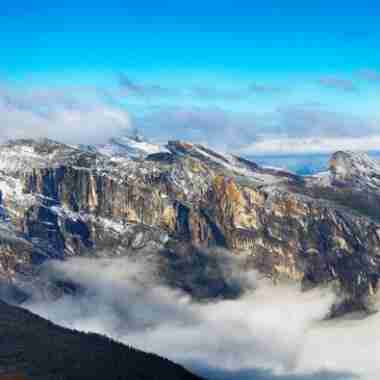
[0,300,204,380]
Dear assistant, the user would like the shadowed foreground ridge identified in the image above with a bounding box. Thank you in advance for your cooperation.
[0,300,204,380]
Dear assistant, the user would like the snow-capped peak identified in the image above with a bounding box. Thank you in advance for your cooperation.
[329,151,380,177]
[322,150,380,191]
[94,133,167,159]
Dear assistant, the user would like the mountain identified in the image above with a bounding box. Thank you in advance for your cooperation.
[86,133,167,159]
[0,138,379,314]
[0,300,203,380]
[328,150,380,191]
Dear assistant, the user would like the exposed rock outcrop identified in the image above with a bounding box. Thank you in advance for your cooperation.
[0,138,379,312]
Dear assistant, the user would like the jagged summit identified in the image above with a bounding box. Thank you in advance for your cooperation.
[328,150,380,190]
[165,140,301,185]
[2,137,380,190]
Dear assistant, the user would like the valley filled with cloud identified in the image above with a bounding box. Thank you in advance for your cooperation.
[25,254,380,380]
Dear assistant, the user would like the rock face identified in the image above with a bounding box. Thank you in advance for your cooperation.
[0,138,379,311]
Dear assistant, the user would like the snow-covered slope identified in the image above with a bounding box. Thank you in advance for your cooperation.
[0,140,51,173]
[330,151,380,187]
[166,141,299,186]
[94,135,168,159]
[312,150,380,192]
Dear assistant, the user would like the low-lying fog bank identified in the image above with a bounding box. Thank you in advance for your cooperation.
[24,255,378,380]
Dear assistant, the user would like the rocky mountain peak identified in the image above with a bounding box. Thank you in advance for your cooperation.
[328,150,380,191]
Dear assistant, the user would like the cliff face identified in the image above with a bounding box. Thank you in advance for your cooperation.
[0,139,379,311]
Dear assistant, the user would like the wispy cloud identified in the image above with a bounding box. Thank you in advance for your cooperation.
[239,105,380,155]
[0,80,378,156]
[239,135,380,156]
[130,102,379,155]
[357,69,380,82]
[191,82,282,100]
[317,76,357,92]
[190,86,246,100]
[249,82,282,93]
[275,105,373,138]
[131,106,262,151]
[118,74,283,101]
[119,74,179,97]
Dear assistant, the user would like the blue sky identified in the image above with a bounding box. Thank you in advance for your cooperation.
[1,2,380,154]
[2,1,379,80]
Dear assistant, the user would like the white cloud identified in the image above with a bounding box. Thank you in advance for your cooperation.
[25,255,379,380]
[1,81,379,157]
[132,104,380,156]
[238,135,380,156]
[0,85,131,144]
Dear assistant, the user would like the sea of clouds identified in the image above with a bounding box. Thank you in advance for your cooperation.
[24,254,380,380]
